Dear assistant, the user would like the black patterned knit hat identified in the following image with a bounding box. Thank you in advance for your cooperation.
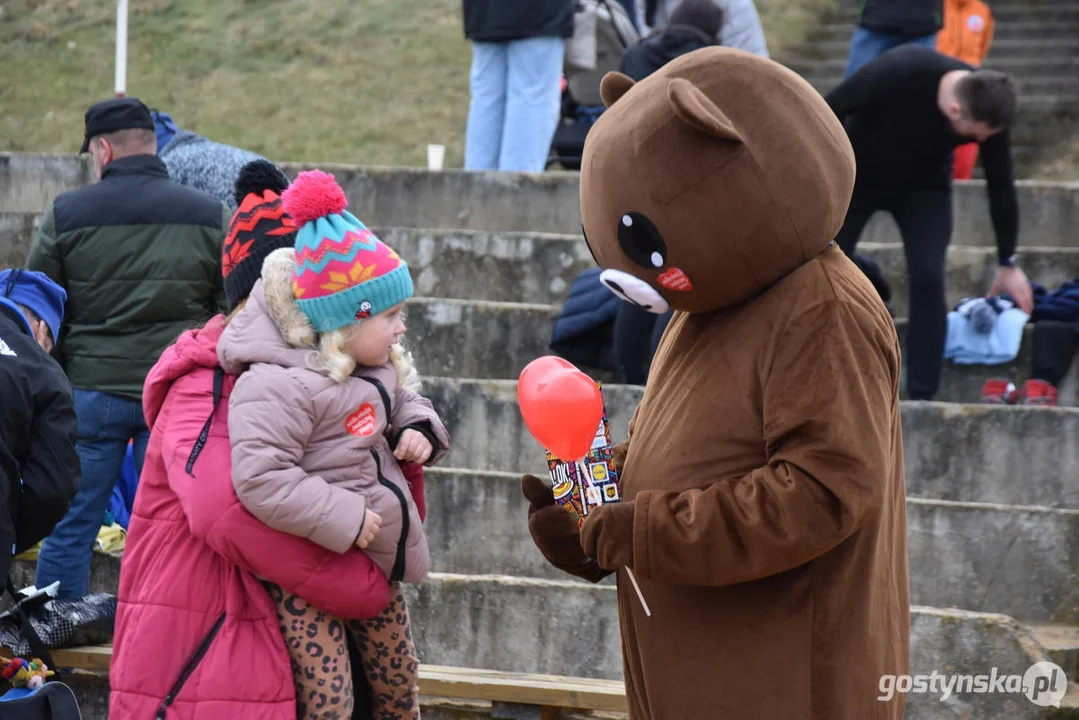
[222,160,297,311]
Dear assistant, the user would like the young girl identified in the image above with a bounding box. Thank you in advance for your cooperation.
[217,169,450,720]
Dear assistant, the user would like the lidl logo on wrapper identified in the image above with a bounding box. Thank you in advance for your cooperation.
[544,389,621,530]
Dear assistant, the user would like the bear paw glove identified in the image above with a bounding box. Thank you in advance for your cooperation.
[522,474,611,584]
[580,501,636,572]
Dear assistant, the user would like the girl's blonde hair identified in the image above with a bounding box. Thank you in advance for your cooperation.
[224,297,248,325]
[261,247,420,388]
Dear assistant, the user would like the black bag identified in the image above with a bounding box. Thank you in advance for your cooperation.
[0,591,116,656]
[0,579,83,719]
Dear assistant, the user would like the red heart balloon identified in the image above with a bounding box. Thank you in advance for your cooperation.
[518,356,574,401]
[518,356,604,462]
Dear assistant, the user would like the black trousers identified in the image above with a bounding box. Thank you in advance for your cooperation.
[1032,320,1079,387]
[613,303,674,385]
[836,185,952,400]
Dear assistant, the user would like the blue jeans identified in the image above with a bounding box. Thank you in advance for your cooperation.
[844,27,937,78]
[35,389,149,599]
[464,36,565,173]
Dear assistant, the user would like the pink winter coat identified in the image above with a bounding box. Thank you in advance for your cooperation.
[217,279,450,584]
[109,316,395,720]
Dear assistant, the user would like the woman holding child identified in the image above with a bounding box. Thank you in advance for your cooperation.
[110,161,449,720]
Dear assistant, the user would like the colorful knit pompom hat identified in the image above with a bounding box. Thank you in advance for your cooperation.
[281,170,413,333]
[222,160,298,311]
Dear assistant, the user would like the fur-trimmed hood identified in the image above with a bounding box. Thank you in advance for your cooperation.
[217,247,319,375]
[215,248,445,580]
[217,247,421,391]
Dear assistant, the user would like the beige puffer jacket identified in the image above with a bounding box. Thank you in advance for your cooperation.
[217,249,449,584]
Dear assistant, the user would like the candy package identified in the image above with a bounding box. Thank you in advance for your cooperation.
[544,386,621,529]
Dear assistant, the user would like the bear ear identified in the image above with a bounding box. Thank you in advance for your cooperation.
[600,72,636,108]
[667,78,744,144]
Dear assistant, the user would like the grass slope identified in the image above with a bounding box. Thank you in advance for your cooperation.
[1,0,473,167]
[1,0,838,169]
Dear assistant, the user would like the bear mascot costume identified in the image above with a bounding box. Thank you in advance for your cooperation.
[522,47,910,719]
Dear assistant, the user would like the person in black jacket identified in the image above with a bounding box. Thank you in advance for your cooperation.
[27,96,228,601]
[0,269,80,584]
[844,0,942,77]
[826,44,1031,401]
[462,0,575,172]
[619,0,722,81]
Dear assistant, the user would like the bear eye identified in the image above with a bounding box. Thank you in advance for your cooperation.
[617,213,667,270]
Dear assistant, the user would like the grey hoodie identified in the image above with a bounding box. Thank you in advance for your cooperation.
[160,131,265,211]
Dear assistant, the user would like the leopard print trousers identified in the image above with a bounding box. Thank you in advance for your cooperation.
[265,582,421,720]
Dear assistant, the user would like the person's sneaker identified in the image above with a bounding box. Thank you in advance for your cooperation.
[981,378,1018,404]
[1018,379,1058,407]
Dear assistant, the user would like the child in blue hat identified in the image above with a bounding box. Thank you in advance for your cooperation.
[0,269,67,353]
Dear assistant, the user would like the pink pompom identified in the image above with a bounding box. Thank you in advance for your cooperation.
[281,170,348,225]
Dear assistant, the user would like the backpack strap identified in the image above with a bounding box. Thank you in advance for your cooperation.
[597,0,631,48]
[185,366,226,475]
[4,578,62,682]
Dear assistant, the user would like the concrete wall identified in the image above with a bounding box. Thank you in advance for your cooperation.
[417,469,1079,622]
[12,556,1057,720]
[421,377,1079,509]
[3,152,1078,245]
[7,214,1079,318]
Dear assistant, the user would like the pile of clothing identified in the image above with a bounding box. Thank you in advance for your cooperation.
[944,295,1029,364]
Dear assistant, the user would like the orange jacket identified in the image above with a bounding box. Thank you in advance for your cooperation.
[937,0,994,66]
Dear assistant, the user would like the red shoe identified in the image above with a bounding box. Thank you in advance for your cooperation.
[981,378,1018,404]
[1019,379,1058,407]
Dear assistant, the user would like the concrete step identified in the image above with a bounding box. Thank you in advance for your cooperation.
[422,378,1079,509]
[8,214,1075,400]
[418,468,1079,623]
[787,55,1079,81]
[905,497,1078,624]
[855,242,1079,320]
[59,674,1079,720]
[402,577,1073,720]
[9,212,1079,312]
[811,21,1079,43]
[382,227,592,306]
[3,153,1077,243]
[405,301,1072,406]
[795,38,1079,61]
[1030,624,1079,680]
[831,5,1079,25]
[11,556,1067,720]
[799,74,1079,102]
[405,298,558,379]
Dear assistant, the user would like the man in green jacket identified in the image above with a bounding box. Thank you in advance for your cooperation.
[26,97,229,600]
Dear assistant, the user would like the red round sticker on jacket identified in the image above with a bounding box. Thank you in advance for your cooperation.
[346,403,377,437]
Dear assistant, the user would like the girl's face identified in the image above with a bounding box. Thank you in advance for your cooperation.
[344,303,407,367]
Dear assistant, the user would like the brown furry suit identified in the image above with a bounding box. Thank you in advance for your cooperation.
[522,46,911,719]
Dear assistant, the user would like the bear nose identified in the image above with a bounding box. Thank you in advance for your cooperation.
[599,269,670,314]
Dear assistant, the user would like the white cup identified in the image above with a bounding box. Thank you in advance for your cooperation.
[427,144,445,171]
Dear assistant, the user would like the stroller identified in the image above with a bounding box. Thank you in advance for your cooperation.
[548,0,640,170]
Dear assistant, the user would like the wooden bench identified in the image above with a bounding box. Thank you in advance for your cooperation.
[42,644,628,718]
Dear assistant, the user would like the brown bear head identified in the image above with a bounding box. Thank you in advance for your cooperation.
[580,47,856,314]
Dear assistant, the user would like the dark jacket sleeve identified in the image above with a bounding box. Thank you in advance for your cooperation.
[824,49,910,123]
[16,357,80,553]
[463,0,575,42]
[978,129,1019,265]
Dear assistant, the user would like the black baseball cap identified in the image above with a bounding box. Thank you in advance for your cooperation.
[79,97,155,153]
